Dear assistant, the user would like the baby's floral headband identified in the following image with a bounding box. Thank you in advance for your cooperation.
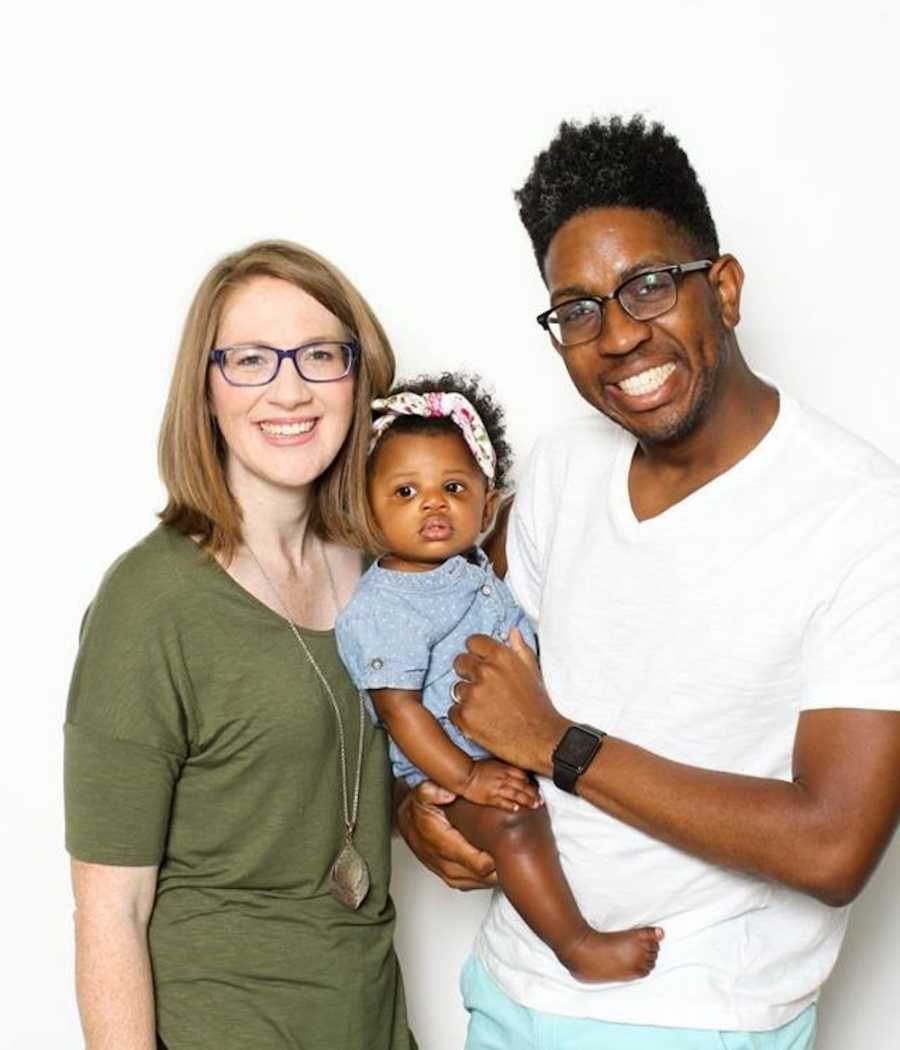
[369,391,497,487]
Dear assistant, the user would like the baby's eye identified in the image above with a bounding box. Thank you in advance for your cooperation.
[444,481,466,494]
[395,484,416,498]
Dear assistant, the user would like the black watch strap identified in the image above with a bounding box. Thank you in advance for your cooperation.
[552,723,606,793]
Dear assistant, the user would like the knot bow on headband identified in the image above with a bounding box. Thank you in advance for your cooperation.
[369,391,497,486]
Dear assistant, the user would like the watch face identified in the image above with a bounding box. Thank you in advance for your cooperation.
[558,726,601,769]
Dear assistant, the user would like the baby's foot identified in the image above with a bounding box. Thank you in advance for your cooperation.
[558,926,664,982]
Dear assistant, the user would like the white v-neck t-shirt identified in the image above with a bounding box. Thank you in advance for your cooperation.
[474,389,900,1031]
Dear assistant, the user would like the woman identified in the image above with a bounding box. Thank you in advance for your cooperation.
[64,240,472,1049]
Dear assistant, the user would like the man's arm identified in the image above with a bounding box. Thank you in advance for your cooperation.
[393,779,497,890]
[71,860,159,1050]
[451,631,900,906]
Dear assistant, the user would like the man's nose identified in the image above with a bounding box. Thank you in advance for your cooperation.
[594,300,652,357]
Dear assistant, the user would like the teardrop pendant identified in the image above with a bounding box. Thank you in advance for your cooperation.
[330,840,370,910]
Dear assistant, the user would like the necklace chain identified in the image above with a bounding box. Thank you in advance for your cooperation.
[246,539,365,840]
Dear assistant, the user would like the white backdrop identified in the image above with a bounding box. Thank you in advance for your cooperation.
[3,2,898,1047]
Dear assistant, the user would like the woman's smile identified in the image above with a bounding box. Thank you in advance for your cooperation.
[256,416,320,444]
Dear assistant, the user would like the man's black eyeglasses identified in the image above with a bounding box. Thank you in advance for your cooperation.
[536,260,714,348]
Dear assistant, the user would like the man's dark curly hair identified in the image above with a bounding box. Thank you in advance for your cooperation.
[515,114,719,272]
[369,372,512,490]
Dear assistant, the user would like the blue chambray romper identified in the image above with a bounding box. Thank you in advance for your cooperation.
[335,548,537,785]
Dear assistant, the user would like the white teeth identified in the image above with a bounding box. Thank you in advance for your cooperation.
[259,420,315,436]
[617,362,676,396]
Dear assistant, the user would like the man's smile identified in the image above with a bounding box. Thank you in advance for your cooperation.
[602,357,684,415]
[614,362,676,397]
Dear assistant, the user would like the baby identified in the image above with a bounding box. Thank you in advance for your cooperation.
[336,373,662,982]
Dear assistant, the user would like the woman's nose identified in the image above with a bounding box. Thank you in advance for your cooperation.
[266,358,314,408]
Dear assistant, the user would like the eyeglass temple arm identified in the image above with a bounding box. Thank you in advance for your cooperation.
[676,260,714,274]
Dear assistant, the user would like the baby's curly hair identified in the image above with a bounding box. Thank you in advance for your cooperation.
[515,114,719,272]
[369,372,512,490]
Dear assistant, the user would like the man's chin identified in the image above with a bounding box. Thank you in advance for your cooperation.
[622,410,701,447]
[587,376,714,448]
[587,397,696,446]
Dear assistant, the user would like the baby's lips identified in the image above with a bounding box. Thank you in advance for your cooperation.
[420,515,453,537]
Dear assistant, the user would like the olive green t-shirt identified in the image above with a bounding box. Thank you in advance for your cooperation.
[65,525,416,1050]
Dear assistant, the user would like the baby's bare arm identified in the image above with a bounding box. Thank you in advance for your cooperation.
[371,688,538,811]
[372,688,475,794]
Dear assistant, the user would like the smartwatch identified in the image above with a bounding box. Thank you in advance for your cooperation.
[551,723,606,793]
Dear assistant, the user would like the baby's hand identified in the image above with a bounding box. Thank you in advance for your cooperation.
[462,759,542,812]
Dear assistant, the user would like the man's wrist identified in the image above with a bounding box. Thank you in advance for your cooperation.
[551,723,606,793]
[535,716,574,777]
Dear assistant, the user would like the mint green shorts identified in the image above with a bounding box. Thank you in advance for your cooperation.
[461,955,817,1050]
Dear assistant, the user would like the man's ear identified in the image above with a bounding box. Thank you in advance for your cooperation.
[709,253,744,330]
[481,487,503,532]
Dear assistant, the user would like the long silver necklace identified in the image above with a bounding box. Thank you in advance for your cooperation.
[246,538,370,910]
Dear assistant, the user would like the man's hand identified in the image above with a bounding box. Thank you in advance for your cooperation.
[451,628,569,774]
[461,759,542,811]
[395,780,497,890]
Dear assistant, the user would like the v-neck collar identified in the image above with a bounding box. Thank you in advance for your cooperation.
[608,385,795,541]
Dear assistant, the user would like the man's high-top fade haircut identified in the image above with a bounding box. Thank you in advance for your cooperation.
[515,114,719,272]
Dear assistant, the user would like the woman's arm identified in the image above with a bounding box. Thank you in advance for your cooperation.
[71,860,159,1050]
[372,687,538,810]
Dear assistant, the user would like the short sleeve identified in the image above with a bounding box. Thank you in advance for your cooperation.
[506,445,545,625]
[801,503,900,712]
[335,588,435,692]
[64,551,193,865]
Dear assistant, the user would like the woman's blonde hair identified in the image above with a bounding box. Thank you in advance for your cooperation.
[158,239,394,561]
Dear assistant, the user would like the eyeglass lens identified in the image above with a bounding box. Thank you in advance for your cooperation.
[219,344,352,385]
[548,270,678,346]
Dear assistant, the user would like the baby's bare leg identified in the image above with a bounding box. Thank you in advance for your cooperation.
[446,797,662,982]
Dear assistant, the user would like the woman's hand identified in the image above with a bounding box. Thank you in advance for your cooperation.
[461,759,542,811]
[450,628,569,775]
[395,780,497,890]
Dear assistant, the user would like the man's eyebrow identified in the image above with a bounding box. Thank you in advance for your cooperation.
[550,257,677,304]
[550,285,594,303]
[616,257,676,284]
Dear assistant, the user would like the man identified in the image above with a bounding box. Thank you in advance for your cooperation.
[433,115,899,1048]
